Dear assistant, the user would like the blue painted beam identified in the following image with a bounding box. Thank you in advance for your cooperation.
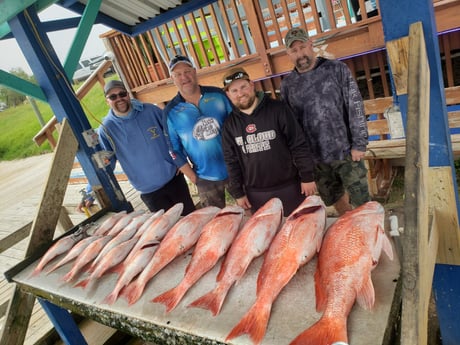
[38,299,88,345]
[9,5,132,212]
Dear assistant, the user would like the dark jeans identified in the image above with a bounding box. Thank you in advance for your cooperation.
[246,181,305,217]
[140,173,195,215]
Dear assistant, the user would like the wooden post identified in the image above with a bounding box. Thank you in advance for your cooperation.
[401,22,439,345]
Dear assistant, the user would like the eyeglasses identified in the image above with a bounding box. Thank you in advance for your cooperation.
[106,91,128,101]
[223,71,249,87]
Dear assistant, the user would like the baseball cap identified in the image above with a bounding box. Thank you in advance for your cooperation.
[104,80,126,95]
[284,27,309,48]
[169,55,194,72]
[222,67,250,90]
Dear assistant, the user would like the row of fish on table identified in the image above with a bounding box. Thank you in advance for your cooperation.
[30,195,394,345]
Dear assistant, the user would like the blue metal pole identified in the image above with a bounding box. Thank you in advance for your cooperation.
[8,6,132,212]
[38,299,88,345]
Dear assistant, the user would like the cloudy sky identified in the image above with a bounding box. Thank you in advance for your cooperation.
[0,5,109,75]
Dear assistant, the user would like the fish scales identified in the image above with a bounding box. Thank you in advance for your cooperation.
[290,201,394,345]
[226,195,327,345]
[188,198,283,316]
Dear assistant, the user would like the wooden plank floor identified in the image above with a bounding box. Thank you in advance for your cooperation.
[0,153,149,345]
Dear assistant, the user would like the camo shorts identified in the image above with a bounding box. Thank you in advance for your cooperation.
[313,156,370,207]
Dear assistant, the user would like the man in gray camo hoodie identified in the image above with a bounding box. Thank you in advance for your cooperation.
[280,27,370,215]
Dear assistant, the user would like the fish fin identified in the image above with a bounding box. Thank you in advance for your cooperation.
[226,302,271,345]
[102,289,120,305]
[356,276,375,310]
[151,285,185,313]
[121,279,145,305]
[188,287,226,316]
[107,262,124,276]
[381,230,394,261]
[289,316,347,345]
[74,278,90,289]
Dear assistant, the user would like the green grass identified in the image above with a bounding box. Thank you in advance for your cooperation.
[0,76,116,161]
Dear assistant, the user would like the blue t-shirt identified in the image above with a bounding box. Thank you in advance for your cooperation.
[98,100,177,194]
[164,86,232,181]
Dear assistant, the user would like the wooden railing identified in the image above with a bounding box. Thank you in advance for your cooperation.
[100,0,460,108]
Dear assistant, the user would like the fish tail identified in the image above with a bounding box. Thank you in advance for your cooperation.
[29,267,41,278]
[108,262,124,276]
[102,287,121,305]
[226,302,271,345]
[289,316,347,345]
[122,279,145,305]
[151,285,186,313]
[74,278,90,289]
[61,270,76,283]
[188,287,227,316]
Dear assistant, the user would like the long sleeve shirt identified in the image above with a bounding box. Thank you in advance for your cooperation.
[281,57,368,164]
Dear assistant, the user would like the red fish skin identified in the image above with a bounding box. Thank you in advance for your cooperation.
[123,206,221,305]
[46,235,103,275]
[290,201,394,345]
[226,195,326,345]
[88,213,151,272]
[124,203,183,264]
[93,210,127,236]
[102,241,159,305]
[74,237,138,289]
[30,230,86,277]
[188,198,283,316]
[106,210,145,237]
[61,235,113,283]
[152,205,245,312]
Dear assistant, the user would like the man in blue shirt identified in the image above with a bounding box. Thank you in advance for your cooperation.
[164,55,233,208]
[98,79,195,215]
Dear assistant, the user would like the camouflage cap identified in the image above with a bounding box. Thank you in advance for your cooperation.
[284,27,309,48]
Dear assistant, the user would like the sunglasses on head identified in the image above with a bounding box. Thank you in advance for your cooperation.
[169,55,191,69]
[223,71,249,87]
[106,91,128,101]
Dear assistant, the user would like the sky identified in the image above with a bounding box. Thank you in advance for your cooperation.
[0,4,110,75]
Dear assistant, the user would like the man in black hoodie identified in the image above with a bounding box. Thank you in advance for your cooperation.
[221,67,317,216]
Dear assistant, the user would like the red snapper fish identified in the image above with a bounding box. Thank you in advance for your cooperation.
[102,241,160,305]
[227,195,326,344]
[188,198,283,316]
[93,210,127,236]
[152,205,245,312]
[89,212,151,271]
[46,235,103,275]
[74,237,138,289]
[61,235,114,283]
[123,206,221,305]
[30,228,86,277]
[290,201,394,345]
[124,203,183,263]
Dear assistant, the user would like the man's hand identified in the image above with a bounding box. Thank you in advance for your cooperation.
[351,149,366,161]
[301,181,317,196]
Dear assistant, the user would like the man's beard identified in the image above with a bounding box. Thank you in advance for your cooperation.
[237,94,256,110]
[296,55,313,72]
